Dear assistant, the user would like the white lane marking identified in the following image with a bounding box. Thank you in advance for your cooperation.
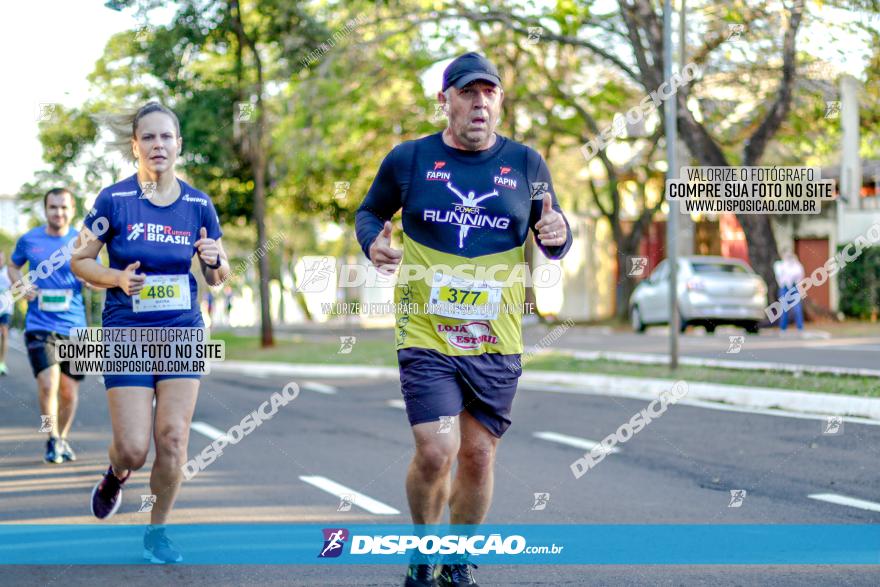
[190,421,229,441]
[387,399,406,410]
[522,384,880,427]
[808,493,880,513]
[533,431,620,454]
[299,475,400,515]
[302,381,337,395]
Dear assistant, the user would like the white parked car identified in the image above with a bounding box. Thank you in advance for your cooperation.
[629,256,768,334]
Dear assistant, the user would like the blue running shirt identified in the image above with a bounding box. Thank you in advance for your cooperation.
[11,226,87,335]
[84,174,223,327]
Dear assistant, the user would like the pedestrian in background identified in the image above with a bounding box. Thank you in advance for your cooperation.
[773,249,805,332]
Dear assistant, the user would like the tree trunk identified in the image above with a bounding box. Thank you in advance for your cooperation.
[736,214,780,302]
[615,245,641,321]
[230,0,274,346]
[253,151,274,346]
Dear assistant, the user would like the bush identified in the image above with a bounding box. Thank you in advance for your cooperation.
[837,246,880,318]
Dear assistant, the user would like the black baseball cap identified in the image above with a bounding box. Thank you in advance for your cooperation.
[442,52,502,91]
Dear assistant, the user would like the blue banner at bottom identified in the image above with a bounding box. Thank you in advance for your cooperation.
[0,524,877,565]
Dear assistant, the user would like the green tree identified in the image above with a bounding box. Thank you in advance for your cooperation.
[429,0,878,305]
[31,0,326,345]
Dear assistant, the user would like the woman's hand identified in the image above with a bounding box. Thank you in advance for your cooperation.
[194,227,221,267]
[117,261,145,296]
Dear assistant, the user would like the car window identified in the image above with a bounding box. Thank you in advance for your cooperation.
[651,261,668,281]
[691,262,749,274]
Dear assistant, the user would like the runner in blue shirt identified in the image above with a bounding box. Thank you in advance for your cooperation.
[7,188,92,464]
[71,102,228,563]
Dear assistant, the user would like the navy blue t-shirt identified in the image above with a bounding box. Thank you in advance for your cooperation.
[355,132,572,261]
[84,174,222,327]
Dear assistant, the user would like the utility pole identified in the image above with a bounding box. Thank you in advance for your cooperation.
[664,0,679,369]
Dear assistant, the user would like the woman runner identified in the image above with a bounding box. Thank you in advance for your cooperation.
[71,101,229,563]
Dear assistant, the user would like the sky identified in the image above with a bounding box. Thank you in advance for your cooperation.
[0,1,873,197]
[0,1,175,195]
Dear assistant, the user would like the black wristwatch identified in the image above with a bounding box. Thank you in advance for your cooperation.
[206,257,222,270]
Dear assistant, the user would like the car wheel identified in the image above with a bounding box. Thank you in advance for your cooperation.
[745,322,760,334]
[631,305,647,333]
[678,314,688,333]
[705,322,717,334]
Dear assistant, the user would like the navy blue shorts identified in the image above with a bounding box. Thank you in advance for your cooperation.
[103,373,201,390]
[101,322,204,389]
[397,347,522,438]
[0,314,10,326]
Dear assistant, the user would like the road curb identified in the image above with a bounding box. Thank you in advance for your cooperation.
[211,360,880,421]
[519,371,880,421]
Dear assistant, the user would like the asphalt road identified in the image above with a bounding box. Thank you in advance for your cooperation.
[0,340,878,585]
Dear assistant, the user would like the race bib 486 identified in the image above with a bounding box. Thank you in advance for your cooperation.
[132,275,191,313]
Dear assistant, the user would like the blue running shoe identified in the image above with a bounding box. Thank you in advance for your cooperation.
[437,563,479,586]
[60,439,77,462]
[44,437,63,464]
[405,562,437,587]
[143,525,183,563]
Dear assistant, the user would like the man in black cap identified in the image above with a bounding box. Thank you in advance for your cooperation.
[356,52,572,587]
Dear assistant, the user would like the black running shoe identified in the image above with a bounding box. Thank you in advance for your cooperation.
[44,437,63,464]
[405,562,437,587]
[90,465,129,519]
[437,563,479,586]
[60,439,77,462]
[143,526,183,564]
